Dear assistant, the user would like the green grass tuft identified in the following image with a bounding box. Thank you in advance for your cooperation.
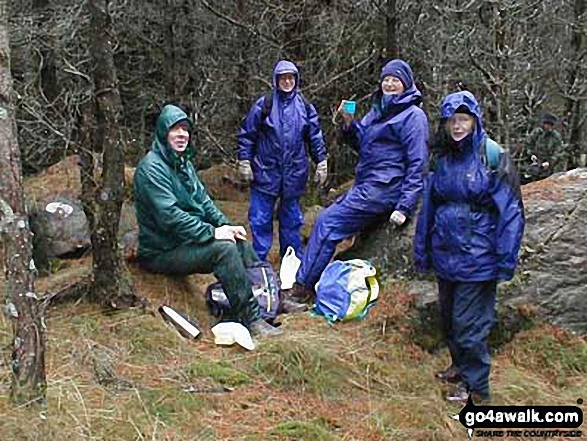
[138,387,210,425]
[187,360,251,387]
[507,327,587,386]
[267,420,335,441]
[252,338,353,396]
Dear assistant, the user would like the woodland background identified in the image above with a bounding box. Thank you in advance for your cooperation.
[12,0,586,180]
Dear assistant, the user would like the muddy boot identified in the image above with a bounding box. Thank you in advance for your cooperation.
[249,319,283,338]
[287,282,315,305]
[435,364,461,383]
[279,289,308,314]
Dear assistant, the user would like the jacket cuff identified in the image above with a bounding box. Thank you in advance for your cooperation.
[395,204,411,218]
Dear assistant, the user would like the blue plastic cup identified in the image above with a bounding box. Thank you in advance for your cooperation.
[342,100,356,115]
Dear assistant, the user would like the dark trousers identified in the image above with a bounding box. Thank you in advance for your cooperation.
[140,240,261,325]
[297,185,392,290]
[438,279,497,397]
[249,188,304,261]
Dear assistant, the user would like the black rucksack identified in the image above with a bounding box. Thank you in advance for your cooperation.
[205,261,281,323]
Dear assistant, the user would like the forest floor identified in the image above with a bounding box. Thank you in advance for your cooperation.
[0,161,586,441]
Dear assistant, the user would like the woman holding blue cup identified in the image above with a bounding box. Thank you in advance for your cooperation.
[286,59,429,304]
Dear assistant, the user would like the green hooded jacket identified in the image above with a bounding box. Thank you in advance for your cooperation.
[524,127,565,171]
[134,105,229,258]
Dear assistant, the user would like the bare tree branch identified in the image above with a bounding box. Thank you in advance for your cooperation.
[199,0,283,50]
[305,49,377,95]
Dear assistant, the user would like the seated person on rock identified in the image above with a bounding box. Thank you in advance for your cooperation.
[286,59,429,304]
[133,104,283,337]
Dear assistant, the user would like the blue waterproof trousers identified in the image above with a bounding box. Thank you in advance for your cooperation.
[249,188,304,261]
[296,184,393,290]
[438,279,497,397]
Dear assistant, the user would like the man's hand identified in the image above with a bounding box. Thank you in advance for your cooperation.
[214,225,248,242]
[214,225,237,242]
[314,160,328,187]
[541,161,549,169]
[389,210,406,226]
[238,160,253,183]
[233,226,247,241]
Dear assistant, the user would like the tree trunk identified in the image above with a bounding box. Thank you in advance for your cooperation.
[235,0,249,117]
[489,1,510,146]
[0,0,46,406]
[33,0,59,102]
[164,0,176,98]
[282,2,308,62]
[88,0,136,308]
[385,0,399,61]
[565,0,586,169]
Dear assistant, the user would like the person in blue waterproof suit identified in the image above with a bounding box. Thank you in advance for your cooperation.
[414,91,525,403]
[289,59,429,303]
[237,60,328,263]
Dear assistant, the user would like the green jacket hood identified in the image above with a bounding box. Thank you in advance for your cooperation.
[153,105,195,163]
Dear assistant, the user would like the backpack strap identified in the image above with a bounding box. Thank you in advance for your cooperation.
[260,91,273,122]
[298,92,312,116]
[480,137,504,170]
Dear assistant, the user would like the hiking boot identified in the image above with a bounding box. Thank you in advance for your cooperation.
[287,282,315,305]
[446,382,469,403]
[249,319,283,338]
[279,297,308,314]
[446,382,490,404]
[435,364,461,383]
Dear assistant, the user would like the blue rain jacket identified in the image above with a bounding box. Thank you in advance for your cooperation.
[414,92,525,282]
[237,60,327,199]
[340,81,428,217]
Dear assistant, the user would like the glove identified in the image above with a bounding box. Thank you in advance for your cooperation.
[214,225,236,242]
[314,160,328,187]
[238,160,253,183]
[389,210,406,226]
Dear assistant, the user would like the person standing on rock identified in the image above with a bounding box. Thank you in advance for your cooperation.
[287,59,429,304]
[237,60,328,263]
[134,104,282,338]
[414,91,525,403]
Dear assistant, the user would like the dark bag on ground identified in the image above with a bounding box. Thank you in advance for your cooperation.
[205,261,281,323]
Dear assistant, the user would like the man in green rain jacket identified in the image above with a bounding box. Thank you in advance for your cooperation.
[134,104,281,337]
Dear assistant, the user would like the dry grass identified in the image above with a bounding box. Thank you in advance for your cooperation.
[1,274,586,440]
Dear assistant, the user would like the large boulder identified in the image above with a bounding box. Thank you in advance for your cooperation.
[23,156,143,269]
[29,194,139,270]
[504,168,587,333]
[334,169,587,335]
[30,194,92,270]
[335,212,418,281]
